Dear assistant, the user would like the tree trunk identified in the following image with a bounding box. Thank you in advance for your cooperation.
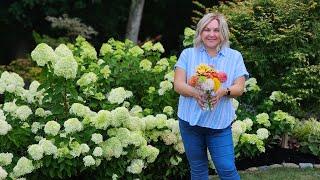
[125,0,145,43]
[281,133,289,149]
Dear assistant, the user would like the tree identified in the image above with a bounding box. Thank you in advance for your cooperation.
[125,0,145,43]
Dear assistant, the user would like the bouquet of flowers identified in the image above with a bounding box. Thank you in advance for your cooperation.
[188,64,227,110]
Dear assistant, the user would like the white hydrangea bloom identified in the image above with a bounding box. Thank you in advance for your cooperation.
[158,80,173,95]
[80,144,90,154]
[111,107,130,127]
[107,87,133,104]
[39,139,57,156]
[13,157,34,177]
[156,58,169,70]
[112,174,118,180]
[0,120,12,135]
[83,155,95,167]
[136,145,159,163]
[139,59,152,71]
[152,42,165,53]
[80,41,97,60]
[69,103,94,118]
[44,121,61,136]
[27,144,44,160]
[256,128,269,140]
[3,101,18,114]
[130,105,143,117]
[0,153,13,166]
[91,110,113,130]
[100,65,111,79]
[77,72,98,87]
[0,71,25,94]
[53,56,78,79]
[31,43,56,66]
[256,113,271,127]
[127,159,144,174]
[31,122,42,134]
[161,130,177,145]
[91,133,103,144]
[232,98,239,110]
[128,46,144,57]
[243,118,253,131]
[64,118,83,134]
[69,141,82,158]
[100,43,114,56]
[164,71,174,82]
[93,147,103,157]
[0,166,8,180]
[232,120,247,136]
[163,106,174,116]
[14,105,32,121]
[244,78,260,92]
[141,41,153,51]
[55,44,73,58]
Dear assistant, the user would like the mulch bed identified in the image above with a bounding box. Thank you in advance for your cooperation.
[236,146,320,170]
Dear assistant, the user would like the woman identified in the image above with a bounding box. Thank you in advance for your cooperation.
[174,13,249,180]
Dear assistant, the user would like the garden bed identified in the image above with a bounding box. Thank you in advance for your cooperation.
[236,146,320,170]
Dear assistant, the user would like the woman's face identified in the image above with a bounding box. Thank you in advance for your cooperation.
[201,19,221,50]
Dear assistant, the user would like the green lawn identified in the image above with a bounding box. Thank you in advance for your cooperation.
[209,168,320,180]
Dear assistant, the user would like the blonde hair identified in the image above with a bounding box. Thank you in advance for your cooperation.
[194,13,230,50]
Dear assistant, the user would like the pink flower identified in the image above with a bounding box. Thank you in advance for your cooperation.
[217,72,227,83]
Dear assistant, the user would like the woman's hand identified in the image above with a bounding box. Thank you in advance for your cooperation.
[192,88,206,109]
[210,88,226,107]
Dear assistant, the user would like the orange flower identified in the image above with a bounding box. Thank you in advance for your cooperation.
[188,75,198,87]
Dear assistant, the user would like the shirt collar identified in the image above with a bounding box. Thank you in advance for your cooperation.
[198,45,227,57]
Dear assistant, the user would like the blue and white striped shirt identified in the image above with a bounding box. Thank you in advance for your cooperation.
[174,46,249,129]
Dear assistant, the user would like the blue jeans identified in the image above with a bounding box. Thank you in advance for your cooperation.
[179,119,240,180]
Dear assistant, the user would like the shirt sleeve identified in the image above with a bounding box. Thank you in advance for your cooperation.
[174,49,188,71]
[233,52,249,81]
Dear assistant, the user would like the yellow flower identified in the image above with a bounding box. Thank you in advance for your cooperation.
[213,78,221,92]
[196,64,212,75]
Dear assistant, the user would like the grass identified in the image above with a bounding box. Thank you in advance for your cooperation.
[209,168,320,180]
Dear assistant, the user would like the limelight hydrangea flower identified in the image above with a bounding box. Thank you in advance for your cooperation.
[14,105,32,121]
[0,120,12,135]
[0,153,13,166]
[163,106,174,116]
[44,121,61,136]
[141,41,153,51]
[56,146,70,158]
[27,144,44,160]
[3,101,18,114]
[147,86,155,94]
[139,59,152,71]
[91,133,103,144]
[129,132,147,147]
[232,98,240,110]
[31,43,56,66]
[152,42,165,53]
[123,116,145,131]
[129,46,144,57]
[174,142,185,154]
[80,41,97,60]
[0,166,8,180]
[93,147,103,157]
[69,103,95,118]
[127,159,144,174]
[100,43,114,56]
[158,81,173,95]
[273,110,295,128]
[244,78,260,92]
[64,118,83,134]
[164,71,174,82]
[31,122,42,134]
[184,27,196,37]
[136,145,159,163]
[91,110,113,130]
[0,71,25,94]
[100,137,123,159]
[69,141,82,158]
[243,118,253,131]
[108,128,131,147]
[130,105,143,117]
[161,130,178,145]
[108,87,133,104]
[55,44,73,58]
[111,107,130,127]
[77,72,98,87]
[257,128,269,140]
[83,155,95,167]
[35,108,52,117]
[170,156,182,166]
[53,54,78,79]
[100,65,111,79]
[256,113,271,127]
[269,91,282,101]
[156,58,169,70]
[240,133,265,153]
[80,144,90,154]
[12,157,34,177]
[39,139,57,156]
[112,174,118,180]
